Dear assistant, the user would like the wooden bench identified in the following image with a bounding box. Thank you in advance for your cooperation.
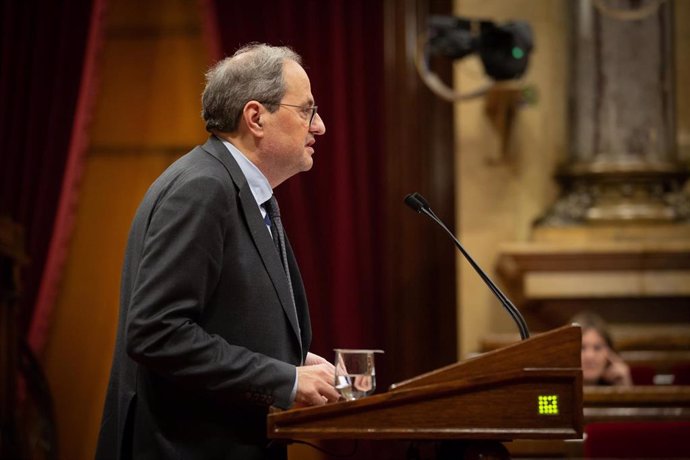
[481,327,690,384]
[621,350,690,385]
[480,325,690,354]
[584,385,690,422]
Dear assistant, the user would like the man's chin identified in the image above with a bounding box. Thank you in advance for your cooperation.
[301,156,314,171]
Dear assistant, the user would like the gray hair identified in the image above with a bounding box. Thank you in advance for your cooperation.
[201,43,302,133]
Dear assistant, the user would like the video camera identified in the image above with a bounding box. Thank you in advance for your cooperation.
[427,15,533,81]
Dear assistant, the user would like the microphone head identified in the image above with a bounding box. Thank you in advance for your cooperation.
[412,192,431,209]
[404,193,425,213]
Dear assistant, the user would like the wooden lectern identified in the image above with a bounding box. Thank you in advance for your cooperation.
[268,325,583,452]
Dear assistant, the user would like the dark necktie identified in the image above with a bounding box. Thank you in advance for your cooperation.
[263,196,297,313]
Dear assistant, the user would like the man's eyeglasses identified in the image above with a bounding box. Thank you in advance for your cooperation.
[276,103,318,126]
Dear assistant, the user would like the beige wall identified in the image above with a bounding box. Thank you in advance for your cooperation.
[453,0,690,357]
[454,0,568,356]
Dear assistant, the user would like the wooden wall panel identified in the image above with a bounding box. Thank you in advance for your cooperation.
[41,1,209,458]
[381,0,457,389]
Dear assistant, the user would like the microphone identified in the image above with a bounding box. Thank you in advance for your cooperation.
[404,192,530,340]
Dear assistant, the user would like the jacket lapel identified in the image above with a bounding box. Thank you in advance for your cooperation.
[200,136,303,356]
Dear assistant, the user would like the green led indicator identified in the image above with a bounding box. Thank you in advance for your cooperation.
[512,46,525,60]
[538,395,559,415]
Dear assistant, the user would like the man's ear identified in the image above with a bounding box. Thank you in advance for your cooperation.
[243,101,265,137]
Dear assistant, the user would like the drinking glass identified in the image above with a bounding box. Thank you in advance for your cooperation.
[334,349,384,401]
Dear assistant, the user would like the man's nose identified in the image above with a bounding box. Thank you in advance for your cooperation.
[310,112,326,135]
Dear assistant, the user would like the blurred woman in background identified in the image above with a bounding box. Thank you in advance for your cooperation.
[571,311,632,386]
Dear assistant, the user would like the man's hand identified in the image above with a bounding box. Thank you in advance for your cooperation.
[294,357,339,407]
[305,351,332,367]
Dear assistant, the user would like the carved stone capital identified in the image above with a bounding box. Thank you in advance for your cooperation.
[537,162,690,226]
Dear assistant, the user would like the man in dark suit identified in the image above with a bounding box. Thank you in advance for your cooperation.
[96,43,339,460]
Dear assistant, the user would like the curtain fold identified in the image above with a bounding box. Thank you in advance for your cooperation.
[28,0,107,355]
[0,0,106,352]
[200,0,386,357]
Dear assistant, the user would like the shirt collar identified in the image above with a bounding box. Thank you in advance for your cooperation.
[220,139,273,208]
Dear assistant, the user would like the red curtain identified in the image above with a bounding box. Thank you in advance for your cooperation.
[200,0,386,358]
[0,0,106,351]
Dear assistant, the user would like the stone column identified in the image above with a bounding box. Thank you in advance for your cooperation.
[539,0,689,225]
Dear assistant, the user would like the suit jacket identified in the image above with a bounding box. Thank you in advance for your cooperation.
[95,136,311,460]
